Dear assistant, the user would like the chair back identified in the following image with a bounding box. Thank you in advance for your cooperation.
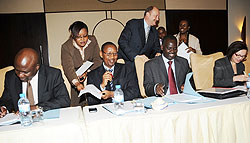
[243,52,250,74]
[134,55,149,98]
[0,66,14,97]
[190,52,224,90]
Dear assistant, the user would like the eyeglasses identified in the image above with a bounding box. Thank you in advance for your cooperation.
[103,52,118,57]
[234,53,246,58]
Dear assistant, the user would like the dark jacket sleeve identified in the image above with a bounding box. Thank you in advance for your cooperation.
[37,68,70,111]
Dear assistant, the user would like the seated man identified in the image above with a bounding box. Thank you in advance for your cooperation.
[144,35,190,96]
[86,42,140,105]
[0,48,70,118]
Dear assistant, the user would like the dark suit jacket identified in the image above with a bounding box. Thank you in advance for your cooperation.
[86,63,140,105]
[0,65,70,112]
[118,18,161,62]
[144,56,190,96]
[61,35,102,106]
[213,57,245,87]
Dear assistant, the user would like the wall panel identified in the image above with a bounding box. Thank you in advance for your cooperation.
[0,0,44,13]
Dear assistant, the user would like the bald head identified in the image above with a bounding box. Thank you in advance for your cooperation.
[14,48,40,82]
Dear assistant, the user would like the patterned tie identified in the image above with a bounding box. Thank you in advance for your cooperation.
[27,81,35,105]
[168,61,178,94]
[145,26,150,42]
[108,69,114,91]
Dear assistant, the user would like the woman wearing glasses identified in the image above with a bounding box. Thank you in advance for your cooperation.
[61,21,102,106]
[213,41,248,87]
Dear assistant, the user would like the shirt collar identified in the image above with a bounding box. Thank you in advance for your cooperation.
[162,54,175,63]
[73,38,91,50]
[144,19,150,30]
[102,62,115,71]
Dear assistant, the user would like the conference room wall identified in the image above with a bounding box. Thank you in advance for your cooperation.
[0,0,43,13]
[46,10,166,66]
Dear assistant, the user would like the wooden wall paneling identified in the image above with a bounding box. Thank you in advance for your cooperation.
[0,13,49,68]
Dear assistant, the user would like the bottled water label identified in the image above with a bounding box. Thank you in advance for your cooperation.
[114,95,124,103]
[18,104,30,112]
[247,81,250,88]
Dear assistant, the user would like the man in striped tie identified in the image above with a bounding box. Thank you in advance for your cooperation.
[144,35,191,97]
[86,42,140,105]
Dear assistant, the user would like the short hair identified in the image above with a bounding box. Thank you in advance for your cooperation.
[179,19,191,27]
[69,21,88,39]
[101,42,117,52]
[157,26,166,31]
[226,41,248,59]
[144,6,154,17]
[162,35,177,46]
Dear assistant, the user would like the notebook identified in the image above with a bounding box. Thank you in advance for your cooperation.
[197,87,246,99]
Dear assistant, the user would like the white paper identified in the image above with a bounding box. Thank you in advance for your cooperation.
[78,84,102,99]
[177,42,193,65]
[0,113,20,126]
[76,61,93,76]
[165,93,202,103]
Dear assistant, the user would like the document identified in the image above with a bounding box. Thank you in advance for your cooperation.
[166,93,202,103]
[76,61,93,76]
[78,84,102,99]
[177,42,193,64]
[0,113,20,126]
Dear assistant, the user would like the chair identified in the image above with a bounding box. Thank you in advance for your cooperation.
[190,52,224,90]
[0,66,14,97]
[53,65,72,99]
[134,55,149,98]
[243,52,250,74]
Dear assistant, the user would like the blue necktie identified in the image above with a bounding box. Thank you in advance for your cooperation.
[108,69,114,91]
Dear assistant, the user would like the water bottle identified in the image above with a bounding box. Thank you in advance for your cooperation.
[18,93,32,127]
[247,73,250,99]
[113,85,124,115]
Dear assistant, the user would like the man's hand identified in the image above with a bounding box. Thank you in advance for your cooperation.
[156,83,165,96]
[100,71,113,89]
[0,106,7,118]
[185,47,196,53]
[101,90,114,99]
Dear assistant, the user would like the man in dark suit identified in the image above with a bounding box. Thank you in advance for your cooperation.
[86,42,140,105]
[0,48,70,118]
[118,6,161,69]
[144,35,190,96]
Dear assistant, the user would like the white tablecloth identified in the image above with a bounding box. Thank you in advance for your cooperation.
[0,106,87,143]
[83,96,250,143]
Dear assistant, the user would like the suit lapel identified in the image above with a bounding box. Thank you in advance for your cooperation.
[14,76,22,96]
[38,65,46,102]
[113,64,121,86]
[139,19,146,47]
[174,57,181,86]
[158,57,168,91]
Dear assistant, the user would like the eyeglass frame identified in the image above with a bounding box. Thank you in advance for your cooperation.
[234,53,247,58]
[102,51,118,57]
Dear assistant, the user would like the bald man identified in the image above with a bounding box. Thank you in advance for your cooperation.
[0,48,70,118]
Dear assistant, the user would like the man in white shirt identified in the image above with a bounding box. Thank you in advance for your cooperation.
[144,35,190,96]
[0,48,70,118]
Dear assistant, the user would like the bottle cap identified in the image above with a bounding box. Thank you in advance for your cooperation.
[115,85,121,89]
[19,93,25,98]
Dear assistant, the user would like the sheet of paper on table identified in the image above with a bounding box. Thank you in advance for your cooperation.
[78,84,102,99]
[76,61,93,76]
[0,113,20,126]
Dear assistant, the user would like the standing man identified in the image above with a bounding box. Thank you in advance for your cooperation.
[118,6,161,69]
[86,42,140,105]
[144,35,190,97]
[0,48,70,118]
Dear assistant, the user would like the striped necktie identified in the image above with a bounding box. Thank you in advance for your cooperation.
[108,69,114,91]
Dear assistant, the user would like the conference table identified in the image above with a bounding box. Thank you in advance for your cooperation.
[0,106,87,143]
[0,96,250,143]
[82,96,250,143]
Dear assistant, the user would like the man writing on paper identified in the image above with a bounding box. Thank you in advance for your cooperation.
[0,48,70,118]
[86,42,140,105]
[144,35,190,96]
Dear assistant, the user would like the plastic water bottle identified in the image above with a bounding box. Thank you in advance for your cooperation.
[113,85,124,115]
[247,73,250,99]
[18,93,32,126]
